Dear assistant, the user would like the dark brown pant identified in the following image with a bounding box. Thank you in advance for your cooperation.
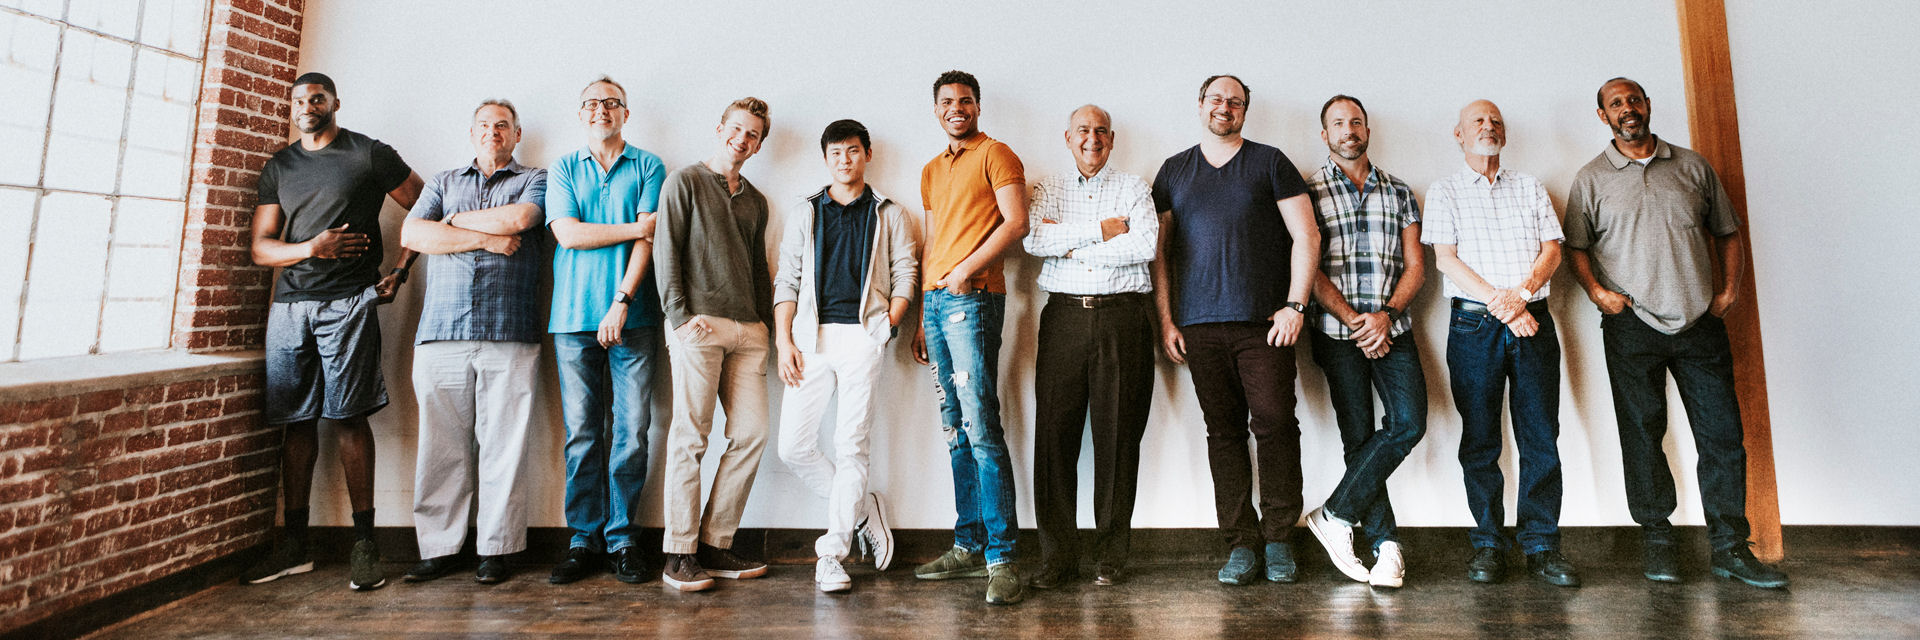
[1033,294,1156,571]
[1182,321,1303,551]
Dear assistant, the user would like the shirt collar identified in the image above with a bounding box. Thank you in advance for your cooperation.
[942,131,989,159]
[1459,162,1507,186]
[1075,164,1112,186]
[573,143,640,165]
[462,158,530,178]
[1603,136,1671,170]
[1323,156,1382,190]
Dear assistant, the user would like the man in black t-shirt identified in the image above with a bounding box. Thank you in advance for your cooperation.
[242,72,423,591]
[1149,74,1322,586]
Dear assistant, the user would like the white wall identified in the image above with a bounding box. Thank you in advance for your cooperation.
[286,0,1919,533]
[1725,1,1920,525]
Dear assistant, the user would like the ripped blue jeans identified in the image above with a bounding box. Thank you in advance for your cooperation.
[922,289,1017,565]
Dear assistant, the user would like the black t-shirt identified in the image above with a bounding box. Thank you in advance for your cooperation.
[1151,141,1309,326]
[257,128,412,302]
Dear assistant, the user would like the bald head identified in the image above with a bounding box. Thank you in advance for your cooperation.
[1065,104,1115,177]
[1069,104,1111,128]
[1454,99,1506,157]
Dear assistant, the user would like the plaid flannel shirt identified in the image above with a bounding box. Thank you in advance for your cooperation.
[407,160,547,344]
[1308,158,1420,339]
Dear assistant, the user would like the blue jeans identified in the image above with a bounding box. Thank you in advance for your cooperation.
[922,290,1017,565]
[1310,329,1428,553]
[1446,301,1562,553]
[1601,311,1751,551]
[552,328,658,553]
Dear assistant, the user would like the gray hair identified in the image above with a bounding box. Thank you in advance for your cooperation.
[474,98,519,129]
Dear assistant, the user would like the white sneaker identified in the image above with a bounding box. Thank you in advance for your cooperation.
[1370,541,1405,589]
[816,556,852,593]
[1306,506,1370,583]
[856,492,894,571]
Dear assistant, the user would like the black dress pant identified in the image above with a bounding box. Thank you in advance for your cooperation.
[1033,293,1155,571]
[1182,321,1303,551]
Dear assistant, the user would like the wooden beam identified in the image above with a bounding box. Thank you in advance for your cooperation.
[1674,0,1784,562]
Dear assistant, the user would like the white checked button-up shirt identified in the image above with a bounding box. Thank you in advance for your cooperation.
[1023,166,1158,295]
[1420,165,1562,303]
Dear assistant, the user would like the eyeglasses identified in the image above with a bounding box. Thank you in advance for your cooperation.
[581,97,626,111]
[1202,95,1248,110]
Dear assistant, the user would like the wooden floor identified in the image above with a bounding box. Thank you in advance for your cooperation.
[86,536,1920,639]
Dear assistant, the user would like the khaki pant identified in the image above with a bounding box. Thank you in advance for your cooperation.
[410,340,538,557]
[662,316,771,554]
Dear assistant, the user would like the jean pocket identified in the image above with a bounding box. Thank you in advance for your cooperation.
[1449,311,1485,334]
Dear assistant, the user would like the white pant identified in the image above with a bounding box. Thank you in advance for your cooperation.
[776,324,884,559]
[410,341,538,557]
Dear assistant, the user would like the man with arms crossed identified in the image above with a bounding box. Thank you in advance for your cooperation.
[654,98,777,592]
[244,72,424,591]
[1023,104,1158,589]
[1422,99,1578,588]
[545,76,666,586]
[1150,74,1321,586]
[773,119,917,593]
[397,99,546,585]
[1565,77,1786,589]
[909,70,1032,605]
[1298,95,1428,589]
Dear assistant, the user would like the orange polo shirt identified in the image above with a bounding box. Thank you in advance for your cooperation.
[920,131,1025,293]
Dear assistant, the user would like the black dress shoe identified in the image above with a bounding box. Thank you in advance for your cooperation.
[403,555,462,583]
[1466,547,1506,583]
[1711,546,1788,589]
[549,547,597,585]
[1027,565,1079,590]
[1093,565,1124,587]
[609,548,648,584]
[475,556,511,584]
[1643,542,1681,583]
[1526,550,1581,587]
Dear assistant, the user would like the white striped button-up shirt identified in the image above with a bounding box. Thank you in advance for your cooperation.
[1420,165,1562,303]
[1023,166,1158,295]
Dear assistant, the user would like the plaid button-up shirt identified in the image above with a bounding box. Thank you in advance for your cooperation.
[407,159,547,344]
[1308,158,1420,339]
[1022,166,1157,295]
[1420,165,1561,303]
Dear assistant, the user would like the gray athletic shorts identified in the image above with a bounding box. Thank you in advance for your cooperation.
[264,284,388,424]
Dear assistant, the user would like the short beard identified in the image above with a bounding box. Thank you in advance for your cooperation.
[1330,138,1368,161]
[298,112,333,134]
[1468,141,1503,157]
[1611,121,1649,142]
[1207,119,1241,137]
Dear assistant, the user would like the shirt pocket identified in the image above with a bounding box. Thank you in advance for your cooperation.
[1656,188,1705,231]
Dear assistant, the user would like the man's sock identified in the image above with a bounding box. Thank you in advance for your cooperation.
[351,509,376,543]
[284,507,311,547]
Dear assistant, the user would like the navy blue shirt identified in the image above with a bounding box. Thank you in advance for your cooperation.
[813,187,875,325]
[1151,141,1309,327]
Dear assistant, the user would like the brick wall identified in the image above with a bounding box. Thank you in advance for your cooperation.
[0,0,304,632]
[0,365,276,631]
[174,0,305,353]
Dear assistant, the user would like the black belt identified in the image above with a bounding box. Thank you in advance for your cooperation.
[1049,292,1147,309]
[1451,297,1548,316]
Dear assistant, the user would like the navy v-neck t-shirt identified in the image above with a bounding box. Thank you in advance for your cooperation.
[1151,141,1309,327]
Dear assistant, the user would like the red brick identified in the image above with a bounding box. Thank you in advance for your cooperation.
[77,436,124,464]
[166,423,207,447]
[144,404,186,428]
[18,449,62,474]
[0,477,48,503]
[126,431,165,453]
[126,384,166,405]
[166,380,216,402]
[0,457,17,478]
[9,397,77,423]
[77,390,125,414]
[101,410,146,434]
[0,424,53,449]
[182,400,222,421]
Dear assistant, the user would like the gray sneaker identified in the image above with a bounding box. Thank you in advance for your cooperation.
[914,545,988,580]
[241,536,313,585]
[985,563,1026,605]
[349,539,385,591]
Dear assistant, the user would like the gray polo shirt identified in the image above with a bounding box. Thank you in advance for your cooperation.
[652,162,773,329]
[1564,138,1739,334]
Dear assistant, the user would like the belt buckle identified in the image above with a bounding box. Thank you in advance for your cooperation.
[1079,295,1097,309]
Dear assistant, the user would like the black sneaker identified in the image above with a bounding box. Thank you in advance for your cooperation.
[348,539,387,591]
[403,555,462,583]
[1027,564,1079,590]
[696,544,768,579]
[548,547,597,585]
[1526,549,1581,587]
[475,556,511,584]
[1711,546,1788,589]
[1644,542,1681,583]
[241,536,313,585]
[1466,547,1506,583]
[1093,564,1124,587]
[608,548,648,584]
[662,553,715,592]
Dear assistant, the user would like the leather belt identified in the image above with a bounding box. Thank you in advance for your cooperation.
[1451,297,1548,316]
[1050,292,1147,309]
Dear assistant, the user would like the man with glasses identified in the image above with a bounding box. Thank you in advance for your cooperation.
[544,76,667,586]
[398,99,546,585]
[909,70,1032,605]
[1150,75,1320,586]
[1423,99,1578,587]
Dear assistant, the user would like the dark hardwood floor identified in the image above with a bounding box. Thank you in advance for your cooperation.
[84,529,1920,639]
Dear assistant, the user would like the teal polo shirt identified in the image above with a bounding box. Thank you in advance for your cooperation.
[546,143,666,333]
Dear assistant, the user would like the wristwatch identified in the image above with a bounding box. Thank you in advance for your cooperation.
[613,291,633,305]
[1284,301,1307,314]
[1380,305,1402,321]
[388,266,409,284]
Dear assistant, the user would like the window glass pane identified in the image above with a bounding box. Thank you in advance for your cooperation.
[41,29,129,192]
[123,49,193,197]
[138,0,202,56]
[65,0,135,40]
[0,188,35,353]
[105,244,178,298]
[111,195,183,246]
[0,0,67,20]
[17,190,110,359]
[98,298,169,352]
[0,12,60,184]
